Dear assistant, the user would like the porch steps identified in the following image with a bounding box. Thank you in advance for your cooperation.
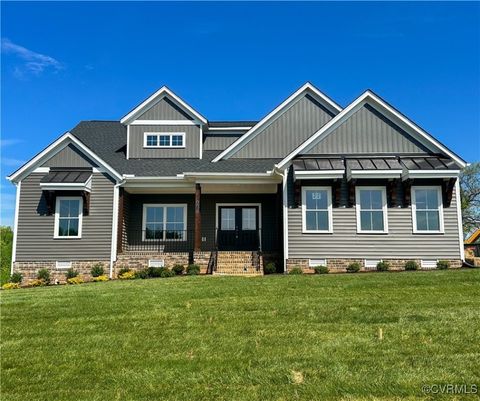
[213,251,263,276]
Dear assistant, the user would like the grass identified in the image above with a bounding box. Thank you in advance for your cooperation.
[1,270,480,401]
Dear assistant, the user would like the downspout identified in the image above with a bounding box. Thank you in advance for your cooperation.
[110,180,125,278]
[10,181,21,275]
[455,179,465,262]
[282,167,289,273]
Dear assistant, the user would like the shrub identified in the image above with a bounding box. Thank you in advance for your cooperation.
[289,266,303,275]
[346,262,361,273]
[186,264,200,275]
[172,264,185,276]
[313,265,329,274]
[2,282,20,290]
[147,266,164,278]
[92,275,109,282]
[264,262,276,274]
[119,270,135,280]
[65,268,79,280]
[134,269,149,279]
[10,272,23,284]
[29,279,46,287]
[90,263,105,277]
[404,261,419,271]
[437,260,450,270]
[376,261,390,272]
[67,276,84,285]
[118,267,131,276]
[160,268,175,278]
[37,268,51,284]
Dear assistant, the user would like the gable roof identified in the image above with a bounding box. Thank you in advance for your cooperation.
[120,86,207,125]
[212,82,342,162]
[277,90,467,169]
[465,228,480,244]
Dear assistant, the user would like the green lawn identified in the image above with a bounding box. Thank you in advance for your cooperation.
[1,270,480,401]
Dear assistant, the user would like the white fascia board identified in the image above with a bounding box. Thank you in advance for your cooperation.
[7,133,123,183]
[402,170,460,180]
[207,127,252,131]
[348,169,403,179]
[294,170,345,180]
[39,183,92,192]
[277,90,467,170]
[212,82,342,162]
[130,120,199,126]
[120,86,207,125]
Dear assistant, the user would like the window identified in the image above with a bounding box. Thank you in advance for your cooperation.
[144,133,185,148]
[242,208,256,230]
[143,204,187,240]
[301,187,332,233]
[412,186,444,233]
[356,187,388,233]
[220,208,235,230]
[54,197,83,238]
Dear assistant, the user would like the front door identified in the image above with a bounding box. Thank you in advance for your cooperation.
[217,206,259,251]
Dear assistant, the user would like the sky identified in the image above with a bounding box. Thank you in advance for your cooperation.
[1,1,479,226]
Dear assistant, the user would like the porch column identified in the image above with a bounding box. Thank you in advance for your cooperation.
[194,183,202,251]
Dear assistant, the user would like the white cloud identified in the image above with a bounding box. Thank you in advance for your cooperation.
[1,38,63,77]
[1,158,26,167]
[0,138,23,147]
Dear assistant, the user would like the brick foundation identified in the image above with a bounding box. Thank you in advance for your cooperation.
[286,258,463,273]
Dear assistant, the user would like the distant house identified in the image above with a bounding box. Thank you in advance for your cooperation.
[7,83,467,280]
[465,229,480,263]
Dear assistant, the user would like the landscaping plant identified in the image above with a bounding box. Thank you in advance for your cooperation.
[186,264,200,275]
[376,261,390,272]
[9,272,23,284]
[404,261,419,271]
[288,266,303,275]
[172,264,185,275]
[346,262,361,273]
[437,260,451,270]
[313,265,329,274]
[37,268,51,284]
[65,268,79,280]
[264,262,276,274]
[90,263,105,277]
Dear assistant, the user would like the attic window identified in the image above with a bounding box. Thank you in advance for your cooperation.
[144,133,185,148]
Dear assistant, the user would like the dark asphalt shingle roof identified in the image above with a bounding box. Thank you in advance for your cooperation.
[70,121,278,176]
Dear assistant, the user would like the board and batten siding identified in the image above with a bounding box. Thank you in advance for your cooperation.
[128,125,200,158]
[41,144,99,168]
[137,97,193,120]
[231,95,335,158]
[16,172,115,261]
[287,180,461,260]
[203,135,241,151]
[306,104,431,155]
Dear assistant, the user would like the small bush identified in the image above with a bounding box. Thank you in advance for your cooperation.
[160,268,175,278]
[92,275,109,282]
[2,282,20,290]
[90,263,105,277]
[10,272,23,284]
[313,265,329,274]
[264,262,276,274]
[67,276,84,285]
[172,264,185,276]
[119,270,135,280]
[65,268,79,280]
[29,279,46,287]
[404,261,419,271]
[346,262,361,273]
[289,266,303,275]
[186,264,200,275]
[147,266,163,278]
[437,260,450,270]
[376,261,390,272]
[134,269,149,279]
[37,268,51,284]
[118,267,131,276]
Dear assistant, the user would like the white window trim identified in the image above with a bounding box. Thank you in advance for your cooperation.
[142,203,187,241]
[143,132,186,149]
[411,185,444,234]
[301,186,333,234]
[355,186,388,234]
[54,196,83,239]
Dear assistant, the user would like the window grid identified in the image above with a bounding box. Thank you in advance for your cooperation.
[356,187,388,233]
[144,133,185,148]
[143,205,186,241]
[54,197,82,238]
[301,187,332,233]
[412,187,443,233]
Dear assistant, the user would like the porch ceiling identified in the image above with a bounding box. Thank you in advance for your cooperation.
[124,182,279,194]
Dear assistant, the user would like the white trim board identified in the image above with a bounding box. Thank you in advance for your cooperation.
[11,181,21,274]
[120,86,207,125]
[130,120,199,126]
[277,90,467,170]
[212,82,342,162]
[455,180,465,261]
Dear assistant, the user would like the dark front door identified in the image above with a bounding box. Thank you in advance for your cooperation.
[217,206,260,251]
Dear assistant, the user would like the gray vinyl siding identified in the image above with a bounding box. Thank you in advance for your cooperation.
[137,97,193,120]
[16,172,115,261]
[306,104,431,155]
[232,95,335,158]
[128,125,200,158]
[287,177,461,260]
[41,144,98,168]
[203,135,240,151]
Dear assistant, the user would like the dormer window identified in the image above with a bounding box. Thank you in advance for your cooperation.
[144,133,185,148]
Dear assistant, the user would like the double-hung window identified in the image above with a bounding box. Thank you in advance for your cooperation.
[411,186,444,233]
[54,197,83,238]
[302,187,333,233]
[143,204,187,240]
[356,187,388,233]
[144,133,185,148]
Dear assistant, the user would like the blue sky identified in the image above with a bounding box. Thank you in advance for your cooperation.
[1,1,479,226]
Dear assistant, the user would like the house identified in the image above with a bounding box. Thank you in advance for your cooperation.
[7,83,467,280]
[465,228,480,265]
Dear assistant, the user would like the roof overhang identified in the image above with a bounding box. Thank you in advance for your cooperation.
[402,169,460,180]
[348,169,403,180]
[294,170,345,180]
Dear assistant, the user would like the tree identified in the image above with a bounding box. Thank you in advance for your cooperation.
[460,162,480,237]
[1,226,13,284]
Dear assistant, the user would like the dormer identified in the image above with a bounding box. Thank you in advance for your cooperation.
[121,86,207,159]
